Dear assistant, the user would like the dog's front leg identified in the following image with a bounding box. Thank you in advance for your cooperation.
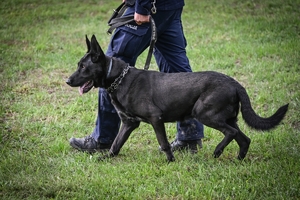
[151,118,175,162]
[98,119,140,161]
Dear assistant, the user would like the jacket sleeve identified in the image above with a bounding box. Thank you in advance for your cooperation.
[135,0,151,15]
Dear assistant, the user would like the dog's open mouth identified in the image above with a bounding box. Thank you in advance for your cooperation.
[79,80,94,95]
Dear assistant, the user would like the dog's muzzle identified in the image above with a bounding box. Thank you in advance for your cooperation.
[66,78,72,86]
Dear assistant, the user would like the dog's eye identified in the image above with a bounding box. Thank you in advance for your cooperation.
[80,64,86,69]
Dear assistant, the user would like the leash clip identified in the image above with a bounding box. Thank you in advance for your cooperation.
[151,0,157,14]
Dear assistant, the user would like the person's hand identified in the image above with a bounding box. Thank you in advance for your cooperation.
[134,12,150,25]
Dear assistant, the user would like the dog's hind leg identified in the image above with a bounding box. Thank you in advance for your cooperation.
[227,118,251,160]
[212,125,238,158]
[193,92,249,158]
[235,131,251,160]
[150,117,175,162]
[193,101,238,158]
[196,114,238,158]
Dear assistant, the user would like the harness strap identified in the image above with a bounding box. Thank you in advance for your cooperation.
[107,3,157,70]
[107,16,135,35]
[107,2,126,27]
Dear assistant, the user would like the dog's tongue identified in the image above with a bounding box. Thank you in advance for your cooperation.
[79,87,84,96]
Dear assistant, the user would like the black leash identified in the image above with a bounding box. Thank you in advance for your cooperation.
[107,3,157,70]
[144,16,157,70]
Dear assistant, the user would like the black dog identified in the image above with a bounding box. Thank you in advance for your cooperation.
[66,35,288,162]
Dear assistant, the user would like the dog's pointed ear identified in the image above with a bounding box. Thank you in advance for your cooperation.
[86,35,91,53]
[90,35,104,63]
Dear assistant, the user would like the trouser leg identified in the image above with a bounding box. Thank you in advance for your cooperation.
[92,7,204,143]
[152,9,204,140]
[91,88,120,143]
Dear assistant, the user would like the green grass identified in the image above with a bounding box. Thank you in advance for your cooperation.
[1,0,299,199]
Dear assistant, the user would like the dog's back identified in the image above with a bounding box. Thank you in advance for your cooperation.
[114,69,240,123]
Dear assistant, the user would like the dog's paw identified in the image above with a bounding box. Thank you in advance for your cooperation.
[213,149,223,158]
[167,155,175,162]
[237,153,246,160]
[98,154,112,161]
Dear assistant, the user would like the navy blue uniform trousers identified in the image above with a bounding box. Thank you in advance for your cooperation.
[91,6,204,144]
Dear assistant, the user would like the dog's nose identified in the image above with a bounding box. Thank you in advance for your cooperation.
[66,78,71,85]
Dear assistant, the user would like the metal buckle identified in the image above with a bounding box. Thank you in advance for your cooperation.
[151,0,157,14]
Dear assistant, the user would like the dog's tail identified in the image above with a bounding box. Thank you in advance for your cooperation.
[237,86,288,130]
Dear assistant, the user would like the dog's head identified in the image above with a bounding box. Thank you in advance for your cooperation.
[66,35,107,95]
